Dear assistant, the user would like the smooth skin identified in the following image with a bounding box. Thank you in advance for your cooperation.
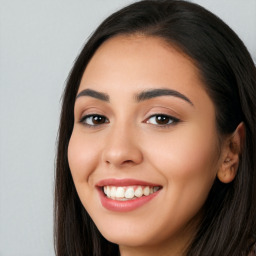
[68,35,243,256]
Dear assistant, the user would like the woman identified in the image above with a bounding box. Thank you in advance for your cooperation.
[54,0,256,255]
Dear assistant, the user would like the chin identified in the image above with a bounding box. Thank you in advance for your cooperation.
[101,229,154,247]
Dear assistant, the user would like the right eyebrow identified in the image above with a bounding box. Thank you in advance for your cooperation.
[76,89,109,102]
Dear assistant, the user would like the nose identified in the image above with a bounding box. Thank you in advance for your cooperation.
[102,123,143,168]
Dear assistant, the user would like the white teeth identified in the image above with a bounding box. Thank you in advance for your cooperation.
[103,185,161,200]
[143,186,150,196]
[110,187,116,198]
[134,187,143,197]
[116,187,125,198]
[125,187,135,199]
[106,186,111,198]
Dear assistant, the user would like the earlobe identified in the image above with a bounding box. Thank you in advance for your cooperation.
[217,155,239,183]
[217,122,245,184]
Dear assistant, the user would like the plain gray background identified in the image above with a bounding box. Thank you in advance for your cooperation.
[0,0,255,255]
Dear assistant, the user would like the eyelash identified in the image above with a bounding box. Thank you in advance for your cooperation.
[79,114,180,128]
[79,114,109,127]
[146,114,180,127]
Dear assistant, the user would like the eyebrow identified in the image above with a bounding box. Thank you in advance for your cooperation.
[76,89,109,102]
[136,88,193,106]
[76,88,193,106]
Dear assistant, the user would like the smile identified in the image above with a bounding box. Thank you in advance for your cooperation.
[103,185,161,201]
[97,179,162,212]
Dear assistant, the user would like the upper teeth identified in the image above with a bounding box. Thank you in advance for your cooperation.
[103,185,160,200]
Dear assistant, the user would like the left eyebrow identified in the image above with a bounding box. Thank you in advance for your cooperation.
[76,89,109,102]
[135,88,194,106]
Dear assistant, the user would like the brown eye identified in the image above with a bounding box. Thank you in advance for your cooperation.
[155,115,171,125]
[146,114,179,126]
[80,115,109,126]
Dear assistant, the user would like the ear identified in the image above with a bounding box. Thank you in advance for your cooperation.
[217,122,245,183]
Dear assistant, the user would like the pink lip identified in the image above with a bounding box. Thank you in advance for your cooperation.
[96,179,162,212]
[96,178,161,187]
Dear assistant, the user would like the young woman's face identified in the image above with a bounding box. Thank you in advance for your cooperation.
[68,35,222,254]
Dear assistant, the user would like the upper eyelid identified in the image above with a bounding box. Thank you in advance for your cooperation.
[76,107,108,119]
[74,102,110,116]
[146,114,180,122]
[79,113,108,121]
[145,112,180,121]
[78,114,179,129]
[78,113,180,121]
[143,105,181,117]
[75,101,182,119]
[147,113,177,118]
[77,107,182,126]
[79,114,109,128]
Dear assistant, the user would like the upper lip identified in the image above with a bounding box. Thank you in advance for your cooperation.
[96,178,162,187]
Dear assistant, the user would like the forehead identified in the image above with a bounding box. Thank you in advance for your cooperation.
[82,34,201,86]
[78,34,213,111]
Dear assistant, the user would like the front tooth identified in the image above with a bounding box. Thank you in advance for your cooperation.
[110,187,116,198]
[134,186,143,197]
[143,186,150,196]
[125,187,135,199]
[107,186,111,197]
[116,187,125,198]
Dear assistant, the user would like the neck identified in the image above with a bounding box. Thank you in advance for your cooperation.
[119,243,186,256]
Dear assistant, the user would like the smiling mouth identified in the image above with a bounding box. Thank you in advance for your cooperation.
[102,185,161,201]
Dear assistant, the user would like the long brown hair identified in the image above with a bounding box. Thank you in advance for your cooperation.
[55,1,256,255]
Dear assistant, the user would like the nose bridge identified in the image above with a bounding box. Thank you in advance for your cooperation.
[102,119,143,167]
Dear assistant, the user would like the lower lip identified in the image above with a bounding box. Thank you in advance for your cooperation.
[97,188,160,212]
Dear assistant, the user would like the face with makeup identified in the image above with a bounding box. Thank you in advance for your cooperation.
[68,35,230,255]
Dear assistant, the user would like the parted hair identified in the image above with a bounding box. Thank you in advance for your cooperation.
[54,1,256,255]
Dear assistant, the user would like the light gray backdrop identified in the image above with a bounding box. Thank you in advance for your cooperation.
[0,0,255,255]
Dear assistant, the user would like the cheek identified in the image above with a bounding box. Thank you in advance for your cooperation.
[144,124,219,202]
[141,127,219,233]
[67,131,100,183]
[148,122,218,174]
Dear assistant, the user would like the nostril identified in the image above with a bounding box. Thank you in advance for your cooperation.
[123,160,133,164]
[105,159,134,166]
[103,145,143,166]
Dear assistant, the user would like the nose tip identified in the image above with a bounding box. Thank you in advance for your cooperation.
[104,150,143,167]
[102,131,143,168]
